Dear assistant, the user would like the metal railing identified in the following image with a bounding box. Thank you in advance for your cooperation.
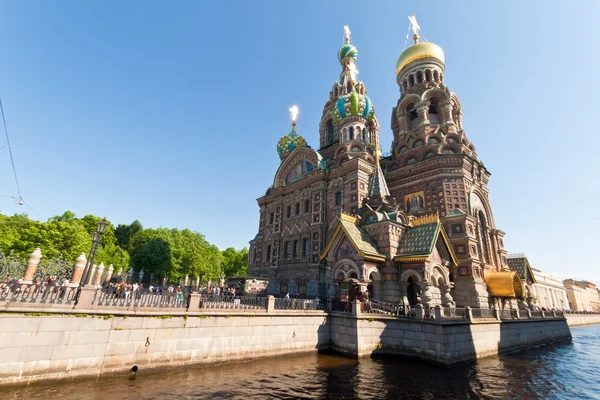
[274,298,320,311]
[0,282,78,305]
[94,288,190,308]
[471,308,495,319]
[330,299,352,313]
[199,295,267,310]
[443,307,467,319]
[367,300,404,316]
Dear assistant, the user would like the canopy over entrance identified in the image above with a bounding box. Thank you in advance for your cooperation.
[485,271,523,298]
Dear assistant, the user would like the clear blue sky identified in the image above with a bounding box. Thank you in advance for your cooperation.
[1,1,599,283]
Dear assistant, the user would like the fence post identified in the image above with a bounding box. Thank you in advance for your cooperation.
[22,248,42,284]
[415,304,424,320]
[526,308,532,319]
[513,308,520,320]
[493,306,501,321]
[434,305,444,320]
[351,300,361,316]
[70,253,87,286]
[267,295,275,313]
[187,293,201,312]
[465,306,473,321]
[104,264,114,284]
[94,263,105,286]
[552,310,557,318]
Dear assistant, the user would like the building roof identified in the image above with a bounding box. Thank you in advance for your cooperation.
[506,254,537,284]
[394,214,458,265]
[320,213,385,262]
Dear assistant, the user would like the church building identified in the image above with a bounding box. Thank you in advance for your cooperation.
[248,20,521,309]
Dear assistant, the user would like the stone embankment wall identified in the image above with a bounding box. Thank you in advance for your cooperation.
[565,314,600,327]
[0,311,329,386]
[329,313,572,364]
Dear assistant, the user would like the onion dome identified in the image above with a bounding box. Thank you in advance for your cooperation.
[395,41,445,76]
[332,90,375,124]
[338,43,357,63]
[277,128,308,157]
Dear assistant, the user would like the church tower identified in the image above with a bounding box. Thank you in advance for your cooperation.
[384,17,509,308]
[249,27,384,299]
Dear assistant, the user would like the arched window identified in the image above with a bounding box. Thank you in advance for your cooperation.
[302,238,309,257]
[327,122,334,144]
[362,128,366,141]
[286,205,291,218]
[406,104,419,130]
[335,192,342,206]
[295,203,300,216]
[429,98,440,125]
[304,199,311,213]
[409,75,415,87]
[478,210,490,264]
[349,126,354,140]
[266,245,271,261]
[280,279,288,295]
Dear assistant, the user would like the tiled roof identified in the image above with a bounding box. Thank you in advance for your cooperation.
[396,222,439,258]
[320,213,385,261]
[507,256,537,283]
[339,219,384,259]
[394,214,458,266]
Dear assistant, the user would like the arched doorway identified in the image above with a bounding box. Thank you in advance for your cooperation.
[368,271,381,301]
[407,276,419,305]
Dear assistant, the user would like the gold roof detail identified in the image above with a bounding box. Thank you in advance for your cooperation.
[485,271,524,298]
[339,212,358,223]
[395,42,445,76]
[411,213,439,227]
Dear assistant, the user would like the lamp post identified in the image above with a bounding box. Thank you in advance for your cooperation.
[80,218,109,287]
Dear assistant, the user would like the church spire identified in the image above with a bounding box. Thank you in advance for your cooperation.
[368,150,390,199]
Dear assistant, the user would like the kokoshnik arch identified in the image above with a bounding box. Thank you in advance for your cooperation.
[248,20,521,309]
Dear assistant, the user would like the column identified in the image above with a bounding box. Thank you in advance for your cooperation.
[70,253,87,286]
[94,263,105,287]
[23,248,42,284]
[104,264,114,284]
[416,102,430,126]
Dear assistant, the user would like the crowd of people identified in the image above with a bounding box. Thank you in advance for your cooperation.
[1,275,72,299]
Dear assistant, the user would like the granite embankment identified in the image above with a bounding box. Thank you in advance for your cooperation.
[0,311,329,386]
[565,313,600,327]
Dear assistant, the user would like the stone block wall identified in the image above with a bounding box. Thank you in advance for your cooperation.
[565,313,600,327]
[329,314,572,364]
[0,311,329,386]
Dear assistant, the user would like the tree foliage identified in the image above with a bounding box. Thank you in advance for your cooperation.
[0,211,246,284]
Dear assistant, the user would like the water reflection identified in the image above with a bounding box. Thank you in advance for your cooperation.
[4,325,599,400]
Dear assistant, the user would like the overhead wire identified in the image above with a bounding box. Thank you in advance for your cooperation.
[0,97,22,201]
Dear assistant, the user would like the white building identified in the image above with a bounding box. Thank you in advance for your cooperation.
[563,279,600,312]
[531,268,569,310]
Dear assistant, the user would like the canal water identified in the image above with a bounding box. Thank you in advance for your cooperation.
[3,324,599,400]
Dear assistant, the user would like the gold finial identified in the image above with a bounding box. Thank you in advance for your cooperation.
[408,14,420,44]
[343,25,351,44]
[289,105,299,130]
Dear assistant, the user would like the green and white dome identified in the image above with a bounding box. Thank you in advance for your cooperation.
[332,91,375,124]
[277,129,308,157]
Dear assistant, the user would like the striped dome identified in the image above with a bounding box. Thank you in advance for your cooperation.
[277,130,308,157]
[338,44,357,63]
[332,91,374,124]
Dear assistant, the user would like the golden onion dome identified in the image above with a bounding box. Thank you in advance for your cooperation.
[395,41,445,76]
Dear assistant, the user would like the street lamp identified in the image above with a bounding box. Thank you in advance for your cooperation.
[80,218,109,287]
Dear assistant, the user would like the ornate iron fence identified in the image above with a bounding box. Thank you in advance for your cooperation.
[330,299,351,313]
[274,298,320,311]
[0,282,78,304]
[94,288,191,308]
[199,295,267,310]
[443,307,467,319]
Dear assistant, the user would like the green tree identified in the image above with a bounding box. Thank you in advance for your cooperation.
[222,247,248,277]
